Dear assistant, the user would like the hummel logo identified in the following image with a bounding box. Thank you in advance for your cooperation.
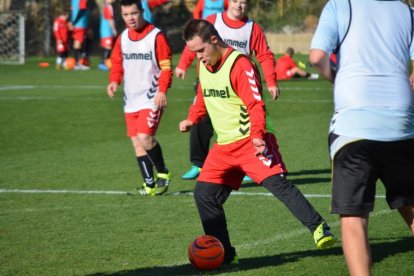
[245,69,261,101]
[239,127,250,135]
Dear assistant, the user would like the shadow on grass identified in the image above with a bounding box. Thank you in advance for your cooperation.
[88,237,413,275]
[241,168,331,187]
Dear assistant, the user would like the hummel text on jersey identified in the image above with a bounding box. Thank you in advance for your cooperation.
[223,38,247,49]
[203,86,230,98]
[123,51,152,60]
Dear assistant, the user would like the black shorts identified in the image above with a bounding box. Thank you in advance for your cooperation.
[329,134,414,215]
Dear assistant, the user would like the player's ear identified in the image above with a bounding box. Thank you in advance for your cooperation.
[210,35,218,45]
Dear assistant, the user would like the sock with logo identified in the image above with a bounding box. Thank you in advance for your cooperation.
[137,155,155,188]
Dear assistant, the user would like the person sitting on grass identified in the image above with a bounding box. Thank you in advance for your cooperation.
[275,47,319,80]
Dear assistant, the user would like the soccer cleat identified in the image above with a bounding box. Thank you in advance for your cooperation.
[181,165,201,180]
[308,73,319,80]
[155,171,172,195]
[74,64,90,70]
[227,255,239,265]
[137,183,156,196]
[242,175,253,182]
[313,222,337,249]
[98,63,109,71]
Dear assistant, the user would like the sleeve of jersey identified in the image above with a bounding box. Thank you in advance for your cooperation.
[103,6,113,20]
[231,56,266,140]
[250,23,277,88]
[109,36,124,84]
[155,32,173,94]
[147,0,170,10]
[187,82,207,124]
[176,45,196,71]
[192,0,204,19]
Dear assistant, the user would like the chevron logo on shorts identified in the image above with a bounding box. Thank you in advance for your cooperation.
[147,110,159,128]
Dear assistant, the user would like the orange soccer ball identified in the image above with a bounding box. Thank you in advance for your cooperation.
[65,57,76,70]
[188,235,225,270]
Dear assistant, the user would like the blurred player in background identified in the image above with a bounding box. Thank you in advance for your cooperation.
[275,47,318,80]
[176,0,279,181]
[179,19,337,264]
[70,0,90,70]
[106,0,173,196]
[98,0,117,71]
[193,0,229,19]
[53,9,71,70]
[141,0,171,24]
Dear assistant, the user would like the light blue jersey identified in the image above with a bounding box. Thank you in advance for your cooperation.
[311,0,414,141]
[141,0,154,24]
[71,0,88,28]
[100,4,114,39]
[202,0,225,19]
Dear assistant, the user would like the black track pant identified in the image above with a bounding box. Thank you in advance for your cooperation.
[194,175,324,256]
[189,115,214,168]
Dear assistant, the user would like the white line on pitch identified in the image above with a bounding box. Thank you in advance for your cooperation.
[0,188,385,199]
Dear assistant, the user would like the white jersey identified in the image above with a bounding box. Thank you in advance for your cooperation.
[121,27,161,113]
[214,13,253,55]
[311,0,414,142]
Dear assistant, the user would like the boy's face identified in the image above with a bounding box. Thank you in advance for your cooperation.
[121,4,143,30]
[228,0,248,19]
[187,35,220,67]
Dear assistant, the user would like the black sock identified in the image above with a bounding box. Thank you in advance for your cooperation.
[146,143,168,174]
[137,155,155,188]
[103,49,111,62]
[74,49,81,63]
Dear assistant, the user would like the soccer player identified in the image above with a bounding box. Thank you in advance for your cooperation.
[176,0,279,181]
[141,0,171,24]
[70,0,90,70]
[192,0,229,19]
[179,19,337,263]
[106,0,173,196]
[309,1,414,275]
[98,0,117,71]
[53,9,71,70]
[275,47,318,80]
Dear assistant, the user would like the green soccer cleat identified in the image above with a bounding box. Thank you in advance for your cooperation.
[181,165,201,180]
[155,171,172,195]
[313,222,337,249]
[137,183,156,196]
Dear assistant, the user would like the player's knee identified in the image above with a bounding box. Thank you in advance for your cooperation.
[262,174,292,194]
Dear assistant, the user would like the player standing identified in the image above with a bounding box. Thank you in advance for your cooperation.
[106,0,173,196]
[53,9,71,70]
[70,0,90,70]
[98,0,117,71]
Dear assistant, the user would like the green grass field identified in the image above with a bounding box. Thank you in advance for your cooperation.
[0,57,413,275]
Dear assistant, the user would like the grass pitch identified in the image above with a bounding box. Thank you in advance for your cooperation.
[0,57,413,275]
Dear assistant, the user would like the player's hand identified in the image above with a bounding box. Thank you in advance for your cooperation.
[155,92,168,109]
[175,67,186,80]
[268,86,280,100]
[252,138,266,156]
[179,119,194,132]
[106,82,118,98]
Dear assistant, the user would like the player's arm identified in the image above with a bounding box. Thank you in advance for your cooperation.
[104,5,117,35]
[147,0,171,9]
[180,81,207,132]
[192,0,204,19]
[154,31,173,108]
[231,55,267,153]
[107,36,123,98]
[175,46,197,79]
[250,23,279,100]
[309,49,334,83]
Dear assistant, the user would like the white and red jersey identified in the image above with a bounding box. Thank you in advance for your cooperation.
[53,15,69,43]
[177,12,277,88]
[109,23,172,113]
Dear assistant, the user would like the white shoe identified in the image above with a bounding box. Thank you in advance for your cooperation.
[74,64,90,70]
[308,73,319,80]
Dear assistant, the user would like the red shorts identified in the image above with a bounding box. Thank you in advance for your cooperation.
[276,70,293,81]
[198,133,287,189]
[125,109,163,137]
[72,28,87,43]
[101,37,114,49]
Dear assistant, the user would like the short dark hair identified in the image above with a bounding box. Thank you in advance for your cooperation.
[120,0,143,10]
[286,47,295,56]
[182,19,222,43]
